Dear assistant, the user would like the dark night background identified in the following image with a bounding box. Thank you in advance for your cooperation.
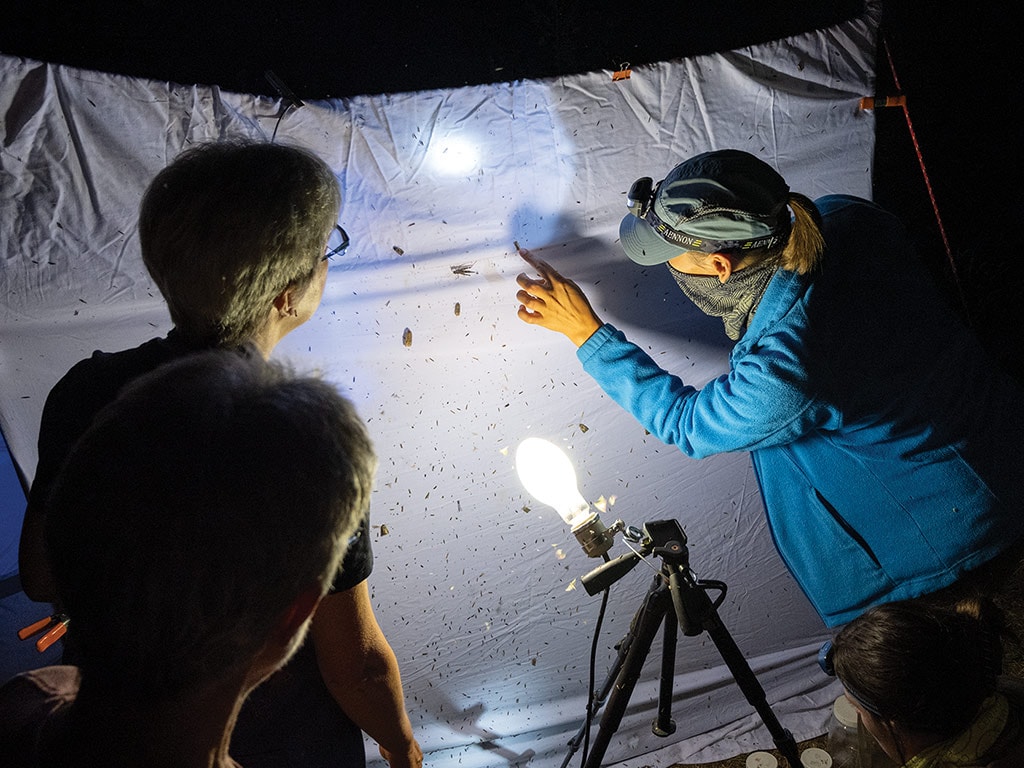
[2,1,1021,381]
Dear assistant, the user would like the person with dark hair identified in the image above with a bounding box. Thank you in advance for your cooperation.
[18,139,422,768]
[1,351,377,766]
[825,599,1024,767]
[514,148,1024,629]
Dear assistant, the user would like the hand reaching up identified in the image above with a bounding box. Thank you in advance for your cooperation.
[515,248,603,347]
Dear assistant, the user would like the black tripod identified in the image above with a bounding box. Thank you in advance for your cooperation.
[562,519,801,768]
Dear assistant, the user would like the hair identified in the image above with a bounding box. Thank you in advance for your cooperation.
[138,139,342,346]
[44,350,376,700]
[693,192,824,276]
[777,192,825,275]
[831,597,1004,748]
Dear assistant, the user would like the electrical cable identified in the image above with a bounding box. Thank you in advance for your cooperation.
[581,586,611,768]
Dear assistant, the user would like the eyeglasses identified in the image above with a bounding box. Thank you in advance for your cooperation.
[322,225,350,262]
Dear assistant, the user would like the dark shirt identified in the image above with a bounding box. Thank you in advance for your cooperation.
[28,331,371,767]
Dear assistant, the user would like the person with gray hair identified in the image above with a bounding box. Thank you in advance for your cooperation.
[18,138,422,768]
[1,350,376,766]
[136,138,343,352]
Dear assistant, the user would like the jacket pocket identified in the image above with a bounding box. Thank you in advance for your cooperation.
[815,489,881,569]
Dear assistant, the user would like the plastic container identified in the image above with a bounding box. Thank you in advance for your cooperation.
[746,752,778,768]
[800,747,833,768]
[827,694,861,768]
[826,693,898,768]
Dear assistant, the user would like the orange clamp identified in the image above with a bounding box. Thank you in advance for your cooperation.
[859,94,906,110]
[18,613,70,652]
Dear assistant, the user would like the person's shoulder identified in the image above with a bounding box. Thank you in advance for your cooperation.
[87,332,188,373]
[813,194,887,218]
[812,195,910,251]
[0,665,79,743]
[0,665,80,697]
[37,333,185,461]
[50,333,180,394]
[330,515,374,593]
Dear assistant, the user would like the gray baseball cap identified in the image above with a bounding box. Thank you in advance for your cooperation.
[619,149,791,266]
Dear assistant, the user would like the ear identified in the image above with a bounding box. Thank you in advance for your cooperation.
[708,253,741,284]
[275,583,325,641]
[243,584,325,690]
[272,286,298,318]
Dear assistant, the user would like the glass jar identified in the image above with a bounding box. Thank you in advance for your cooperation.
[827,694,861,768]
[827,693,898,768]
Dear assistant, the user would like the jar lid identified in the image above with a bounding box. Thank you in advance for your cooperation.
[746,752,778,768]
[800,747,833,768]
[833,693,859,728]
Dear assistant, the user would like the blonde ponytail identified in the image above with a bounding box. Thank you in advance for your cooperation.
[778,192,824,274]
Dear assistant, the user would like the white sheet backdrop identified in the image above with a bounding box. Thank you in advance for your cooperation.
[0,3,880,765]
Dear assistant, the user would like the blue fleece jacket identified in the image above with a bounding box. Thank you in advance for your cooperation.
[578,195,1024,626]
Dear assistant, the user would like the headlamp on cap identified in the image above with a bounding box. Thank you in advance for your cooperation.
[626,177,657,218]
[625,174,789,256]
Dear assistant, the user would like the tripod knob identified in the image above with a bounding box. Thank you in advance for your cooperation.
[653,540,688,566]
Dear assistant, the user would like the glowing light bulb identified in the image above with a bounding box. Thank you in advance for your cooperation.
[515,438,593,529]
[425,136,480,176]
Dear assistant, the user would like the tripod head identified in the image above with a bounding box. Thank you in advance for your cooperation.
[581,519,689,595]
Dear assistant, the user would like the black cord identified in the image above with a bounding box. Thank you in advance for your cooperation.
[269,104,295,144]
[581,570,612,768]
[263,69,304,144]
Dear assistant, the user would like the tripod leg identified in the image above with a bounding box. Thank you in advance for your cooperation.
[561,606,631,768]
[653,610,677,737]
[562,574,667,768]
[583,583,672,768]
[669,569,801,768]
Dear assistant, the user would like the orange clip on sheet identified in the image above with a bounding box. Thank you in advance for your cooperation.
[859,94,906,110]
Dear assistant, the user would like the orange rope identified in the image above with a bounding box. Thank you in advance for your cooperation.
[880,35,970,317]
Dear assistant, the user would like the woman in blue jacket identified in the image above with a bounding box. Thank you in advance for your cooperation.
[514,149,1024,628]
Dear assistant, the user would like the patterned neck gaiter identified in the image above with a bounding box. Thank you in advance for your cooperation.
[904,692,1011,768]
[667,258,779,340]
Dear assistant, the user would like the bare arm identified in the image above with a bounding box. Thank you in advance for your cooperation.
[310,581,422,768]
[515,248,603,347]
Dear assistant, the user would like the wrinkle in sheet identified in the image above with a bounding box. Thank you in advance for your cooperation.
[52,67,103,218]
[683,58,720,151]
[1,62,49,151]
[720,48,863,102]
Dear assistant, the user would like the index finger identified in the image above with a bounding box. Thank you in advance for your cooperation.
[518,248,556,279]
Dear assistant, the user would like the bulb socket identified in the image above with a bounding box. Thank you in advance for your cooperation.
[572,512,614,558]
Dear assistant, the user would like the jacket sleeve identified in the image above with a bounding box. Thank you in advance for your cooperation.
[576,323,835,458]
